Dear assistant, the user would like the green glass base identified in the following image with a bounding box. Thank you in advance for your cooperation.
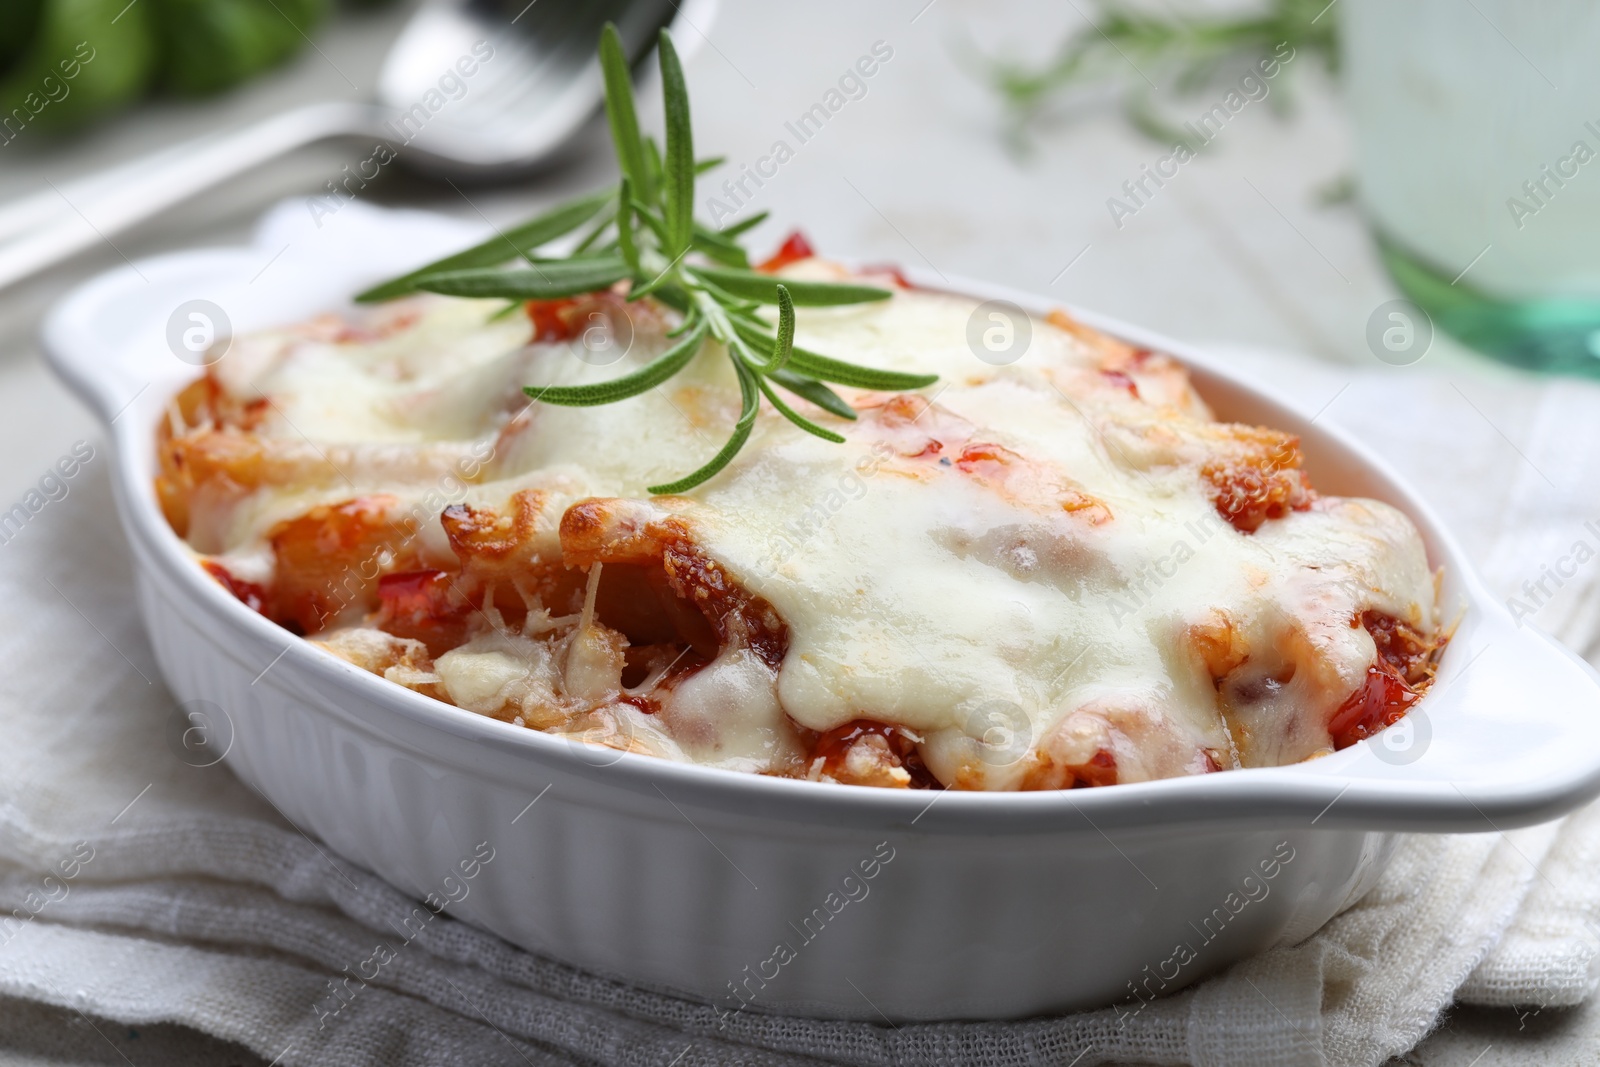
[1376,232,1600,377]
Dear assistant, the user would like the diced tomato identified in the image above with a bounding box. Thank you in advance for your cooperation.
[377,569,452,619]
[1328,610,1438,748]
[201,560,268,616]
[757,231,815,273]
[376,569,472,654]
[1328,663,1420,749]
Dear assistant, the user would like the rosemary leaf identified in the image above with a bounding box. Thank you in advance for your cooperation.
[615,179,641,275]
[524,320,707,407]
[599,24,653,204]
[690,224,749,267]
[757,375,846,443]
[768,369,857,421]
[767,284,795,374]
[719,211,770,239]
[648,356,760,495]
[416,255,629,300]
[571,209,617,254]
[728,315,930,392]
[644,137,665,196]
[353,187,612,303]
[690,264,891,306]
[628,256,684,301]
[631,201,669,246]
[644,284,693,317]
[785,347,939,391]
[658,30,695,259]
[689,274,760,314]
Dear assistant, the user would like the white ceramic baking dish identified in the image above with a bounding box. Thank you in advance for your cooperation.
[42,202,1600,1021]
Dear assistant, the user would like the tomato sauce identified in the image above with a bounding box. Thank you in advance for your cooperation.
[525,297,584,342]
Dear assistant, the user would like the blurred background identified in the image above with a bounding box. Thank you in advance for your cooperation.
[0,1,1592,1061]
[6,0,1590,504]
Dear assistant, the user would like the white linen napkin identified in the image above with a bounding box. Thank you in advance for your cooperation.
[2,343,1598,1067]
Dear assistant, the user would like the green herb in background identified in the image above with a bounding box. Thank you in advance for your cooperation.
[0,0,156,134]
[358,24,938,496]
[0,0,48,72]
[0,0,386,136]
[980,0,1339,149]
[151,0,326,95]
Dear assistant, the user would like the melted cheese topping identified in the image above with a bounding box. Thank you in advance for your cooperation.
[158,263,1441,790]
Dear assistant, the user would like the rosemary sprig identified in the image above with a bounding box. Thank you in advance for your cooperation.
[979,0,1338,147]
[356,24,935,495]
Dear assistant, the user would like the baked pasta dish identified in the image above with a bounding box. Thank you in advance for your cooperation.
[156,237,1445,791]
[156,25,1443,791]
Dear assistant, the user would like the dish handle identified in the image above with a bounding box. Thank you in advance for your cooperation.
[1308,586,1600,832]
[40,249,259,427]
[39,202,484,428]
